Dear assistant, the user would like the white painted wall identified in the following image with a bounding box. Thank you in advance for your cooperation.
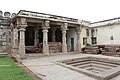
[80,27,90,48]
[95,24,120,45]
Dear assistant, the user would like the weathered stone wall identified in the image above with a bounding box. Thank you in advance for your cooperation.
[0,10,16,52]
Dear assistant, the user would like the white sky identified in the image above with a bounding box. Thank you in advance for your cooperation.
[1,0,120,22]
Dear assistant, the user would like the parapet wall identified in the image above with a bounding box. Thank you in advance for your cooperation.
[0,10,16,18]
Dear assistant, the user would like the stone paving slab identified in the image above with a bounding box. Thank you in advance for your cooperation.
[22,53,120,80]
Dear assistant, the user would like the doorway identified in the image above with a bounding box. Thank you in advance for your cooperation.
[71,38,74,51]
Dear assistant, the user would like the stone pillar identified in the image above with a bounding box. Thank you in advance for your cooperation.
[61,23,68,53]
[19,27,26,58]
[17,18,27,58]
[12,27,19,54]
[42,20,50,54]
[34,27,39,46]
[51,28,56,42]
[76,26,81,53]
[5,27,9,51]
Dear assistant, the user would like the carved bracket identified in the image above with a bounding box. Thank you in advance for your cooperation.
[75,26,81,33]
[41,20,50,30]
[16,18,27,28]
[61,23,68,31]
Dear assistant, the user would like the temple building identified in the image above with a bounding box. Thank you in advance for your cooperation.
[0,10,120,58]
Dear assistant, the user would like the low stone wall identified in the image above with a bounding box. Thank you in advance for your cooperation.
[49,42,62,53]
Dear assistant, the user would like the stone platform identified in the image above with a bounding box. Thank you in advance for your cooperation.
[22,53,120,80]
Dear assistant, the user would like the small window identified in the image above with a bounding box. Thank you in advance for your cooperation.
[110,36,114,40]
[83,37,87,45]
[91,29,95,37]
[91,37,97,44]
[86,29,89,36]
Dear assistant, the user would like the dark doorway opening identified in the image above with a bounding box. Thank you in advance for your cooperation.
[25,27,35,46]
[39,29,43,43]
[71,38,74,51]
[55,28,62,42]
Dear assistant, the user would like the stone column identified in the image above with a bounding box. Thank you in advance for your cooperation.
[51,28,56,42]
[17,18,27,58]
[76,26,81,53]
[5,27,9,51]
[19,26,26,58]
[12,27,19,54]
[34,27,39,46]
[61,23,68,53]
[42,20,50,54]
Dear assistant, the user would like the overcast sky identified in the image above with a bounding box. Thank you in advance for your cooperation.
[1,0,120,22]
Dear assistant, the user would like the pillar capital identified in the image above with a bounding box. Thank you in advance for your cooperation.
[17,24,27,29]
[75,26,81,36]
[61,23,68,31]
[16,17,27,28]
[42,20,50,30]
[75,26,81,32]
[19,28,26,31]
[42,26,50,30]
[45,20,50,27]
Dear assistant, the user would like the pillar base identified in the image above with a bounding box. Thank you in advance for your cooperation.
[19,54,26,59]
[62,44,67,53]
[76,50,81,54]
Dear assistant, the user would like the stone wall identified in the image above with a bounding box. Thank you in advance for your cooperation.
[94,24,120,45]
[0,10,16,52]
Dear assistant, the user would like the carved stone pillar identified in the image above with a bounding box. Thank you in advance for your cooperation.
[17,18,27,58]
[42,20,50,54]
[76,26,81,53]
[19,27,26,58]
[61,23,68,53]
[12,27,19,54]
[51,28,56,42]
[34,27,39,46]
[11,23,18,54]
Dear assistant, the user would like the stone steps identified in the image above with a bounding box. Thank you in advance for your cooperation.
[77,63,112,70]
[63,59,89,65]
[85,64,111,70]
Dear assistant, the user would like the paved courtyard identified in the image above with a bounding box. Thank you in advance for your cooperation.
[22,53,120,80]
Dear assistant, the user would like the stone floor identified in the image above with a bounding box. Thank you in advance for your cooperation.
[22,53,120,80]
